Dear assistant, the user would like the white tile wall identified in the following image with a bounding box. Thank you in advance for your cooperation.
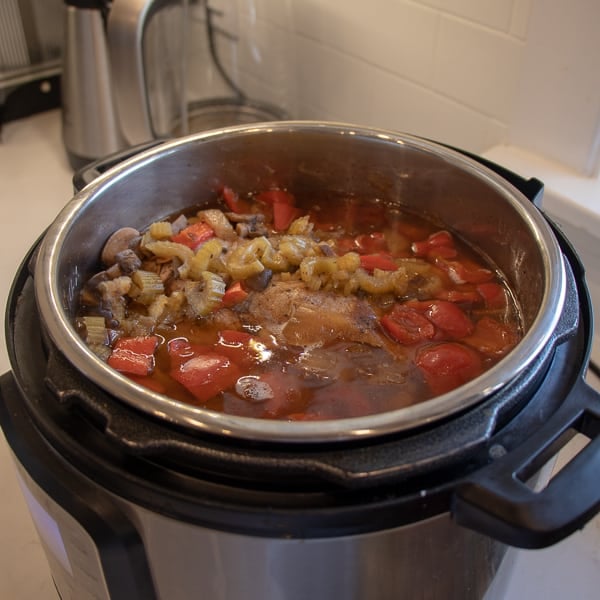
[508,0,532,39]
[220,0,596,172]
[281,0,533,154]
[416,0,515,31]
[508,0,600,176]
[294,0,438,87]
[196,0,598,174]
[433,16,522,120]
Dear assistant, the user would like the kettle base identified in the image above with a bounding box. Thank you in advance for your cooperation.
[172,97,289,136]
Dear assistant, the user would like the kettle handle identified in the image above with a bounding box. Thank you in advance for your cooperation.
[107,0,178,145]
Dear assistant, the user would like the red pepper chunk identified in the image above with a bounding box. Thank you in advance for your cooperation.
[108,336,159,376]
[381,305,436,345]
[171,222,215,250]
[464,316,519,358]
[221,281,249,307]
[167,337,212,369]
[359,253,397,272]
[273,202,302,231]
[415,342,483,396]
[171,353,240,403]
[424,300,474,340]
[412,230,457,258]
[255,189,301,231]
[436,289,482,304]
[476,282,507,309]
[215,330,256,367]
[436,257,494,284]
[221,186,250,213]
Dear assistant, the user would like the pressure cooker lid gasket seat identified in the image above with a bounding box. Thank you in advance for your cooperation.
[1,232,579,491]
[29,247,579,491]
[5,217,582,492]
[4,212,600,548]
[0,267,590,543]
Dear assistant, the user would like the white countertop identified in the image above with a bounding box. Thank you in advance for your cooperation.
[1,110,600,599]
[0,110,72,599]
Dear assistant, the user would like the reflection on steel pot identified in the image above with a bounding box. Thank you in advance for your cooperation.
[0,122,599,600]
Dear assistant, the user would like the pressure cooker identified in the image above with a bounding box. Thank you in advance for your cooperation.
[2,122,600,600]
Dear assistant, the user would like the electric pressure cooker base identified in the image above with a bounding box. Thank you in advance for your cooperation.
[3,124,600,600]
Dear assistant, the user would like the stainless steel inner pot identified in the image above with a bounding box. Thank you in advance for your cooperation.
[34,122,566,442]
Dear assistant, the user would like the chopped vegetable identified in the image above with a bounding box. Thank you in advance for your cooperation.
[131,270,165,305]
[436,257,494,284]
[254,189,302,231]
[81,315,109,345]
[359,253,397,272]
[287,215,314,236]
[412,230,457,258]
[187,238,225,280]
[464,316,518,357]
[415,342,483,396]
[171,221,215,250]
[423,300,474,339]
[167,337,212,368]
[197,209,237,241]
[214,330,255,365]
[171,353,241,403]
[221,186,249,213]
[221,281,249,307]
[149,221,173,239]
[79,185,522,419]
[273,201,302,231]
[476,282,508,309]
[108,336,159,376]
[184,272,226,316]
[143,239,193,263]
[381,305,435,345]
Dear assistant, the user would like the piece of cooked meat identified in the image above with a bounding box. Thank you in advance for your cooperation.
[244,280,385,347]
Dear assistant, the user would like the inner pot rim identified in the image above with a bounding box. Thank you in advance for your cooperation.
[33,121,567,443]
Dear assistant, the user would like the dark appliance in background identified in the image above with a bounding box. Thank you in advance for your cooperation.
[61,0,295,169]
[0,0,63,130]
[2,125,600,600]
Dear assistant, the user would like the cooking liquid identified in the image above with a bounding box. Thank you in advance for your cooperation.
[77,192,522,421]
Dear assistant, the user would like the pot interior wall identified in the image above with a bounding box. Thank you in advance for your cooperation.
[55,127,546,329]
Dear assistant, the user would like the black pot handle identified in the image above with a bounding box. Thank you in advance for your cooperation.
[453,377,600,548]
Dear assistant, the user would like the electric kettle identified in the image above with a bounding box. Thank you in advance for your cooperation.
[61,0,295,169]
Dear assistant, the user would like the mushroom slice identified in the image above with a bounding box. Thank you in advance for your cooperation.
[101,227,140,266]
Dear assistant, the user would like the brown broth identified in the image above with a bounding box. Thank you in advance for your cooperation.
[77,191,522,420]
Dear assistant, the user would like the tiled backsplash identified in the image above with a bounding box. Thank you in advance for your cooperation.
[285,0,599,175]
[292,0,532,153]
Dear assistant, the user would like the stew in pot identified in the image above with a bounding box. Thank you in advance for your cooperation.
[75,186,522,420]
